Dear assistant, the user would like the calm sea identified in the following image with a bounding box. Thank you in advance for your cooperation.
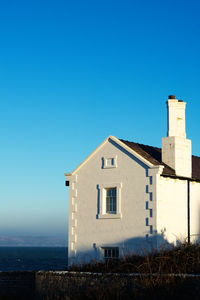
[0,247,68,271]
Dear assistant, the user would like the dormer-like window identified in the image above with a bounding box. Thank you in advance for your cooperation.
[102,155,117,169]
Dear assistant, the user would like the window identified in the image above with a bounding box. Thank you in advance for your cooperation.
[106,188,116,214]
[97,183,122,219]
[102,155,117,169]
[103,247,119,260]
[106,158,115,167]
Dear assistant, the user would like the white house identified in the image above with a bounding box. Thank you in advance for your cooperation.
[65,95,200,266]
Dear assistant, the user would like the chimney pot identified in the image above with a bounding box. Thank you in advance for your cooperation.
[168,95,176,99]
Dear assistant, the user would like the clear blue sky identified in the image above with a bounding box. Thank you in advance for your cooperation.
[0,0,200,240]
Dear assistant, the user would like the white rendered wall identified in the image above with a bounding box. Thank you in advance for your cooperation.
[190,181,200,242]
[162,98,192,177]
[167,99,186,138]
[67,138,159,266]
[162,136,191,177]
[156,176,188,246]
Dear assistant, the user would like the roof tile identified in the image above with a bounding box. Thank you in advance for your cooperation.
[120,139,200,179]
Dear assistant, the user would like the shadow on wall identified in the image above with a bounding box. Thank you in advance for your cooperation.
[198,204,200,242]
[96,139,150,218]
[189,203,200,244]
[192,204,200,243]
[109,139,149,170]
[70,232,173,266]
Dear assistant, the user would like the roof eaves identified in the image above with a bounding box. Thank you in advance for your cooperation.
[64,136,111,177]
[111,136,154,168]
[161,173,200,182]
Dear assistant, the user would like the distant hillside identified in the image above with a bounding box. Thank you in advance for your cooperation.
[0,236,67,247]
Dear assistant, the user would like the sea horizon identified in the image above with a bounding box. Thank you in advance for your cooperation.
[0,235,67,247]
[0,245,68,247]
[0,247,68,271]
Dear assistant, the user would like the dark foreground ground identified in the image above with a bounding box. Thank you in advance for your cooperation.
[1,244,200,299]
[0,270,200,300]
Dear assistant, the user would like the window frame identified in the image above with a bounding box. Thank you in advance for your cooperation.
[102,155,117,169]
[102,247,119,260]
[106,187,117,214]
[97,183,122,219]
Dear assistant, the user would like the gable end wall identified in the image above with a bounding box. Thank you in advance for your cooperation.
[67,139,157,266]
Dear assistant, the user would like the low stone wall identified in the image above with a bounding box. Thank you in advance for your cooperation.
[0,271,138,299]
[1,271,200,299]
[35,271,139,299]
[0,271,35,299]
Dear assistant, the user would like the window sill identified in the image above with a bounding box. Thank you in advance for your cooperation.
[97,213,122,219]
[103,165,117,169]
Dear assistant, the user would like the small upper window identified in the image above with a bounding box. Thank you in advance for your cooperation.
[106,158,114,167]
[106,188,117,214]
[102,155,117,169]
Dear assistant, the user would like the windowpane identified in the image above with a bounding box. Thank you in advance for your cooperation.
[107,158,112,166]
[105,249,108,258]
[109,199,112,212]
[113,199,116,212]
[106,188,116,214]
[116,248,119,257]
[103,247,119,260]
[112,188,116,197]
[108,249,111,257]
[112,248,116,257]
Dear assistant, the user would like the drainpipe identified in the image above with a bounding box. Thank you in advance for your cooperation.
[187,180,190,244]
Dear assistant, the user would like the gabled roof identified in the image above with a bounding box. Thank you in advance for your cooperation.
[120,139,200,180]
[65,136,200,181]
[65,136,154,177]
[192,155,200,180]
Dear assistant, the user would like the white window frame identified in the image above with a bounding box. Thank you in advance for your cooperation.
[102,155,117,169]
[102,247,119,260]
[97,182,122,219]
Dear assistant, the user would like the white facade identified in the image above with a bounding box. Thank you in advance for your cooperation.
[66,95,200,266]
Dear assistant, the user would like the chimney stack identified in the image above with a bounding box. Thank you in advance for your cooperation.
[162,96,192,177]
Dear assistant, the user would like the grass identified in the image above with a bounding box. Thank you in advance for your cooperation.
[69,242,200,274]
[59,243,200,299]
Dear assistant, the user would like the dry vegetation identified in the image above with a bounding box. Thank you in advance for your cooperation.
[69,242,200,274]
[60,243,200,299]
[2,244,200,300]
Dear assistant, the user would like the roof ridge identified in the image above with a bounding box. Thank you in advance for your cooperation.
[192,154,200,158]
[120,138,200,158]
[120,138,175,176]
[120,138,200,180]
[120,139,161,150]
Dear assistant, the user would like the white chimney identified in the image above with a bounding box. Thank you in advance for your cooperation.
[162,95,192,177]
